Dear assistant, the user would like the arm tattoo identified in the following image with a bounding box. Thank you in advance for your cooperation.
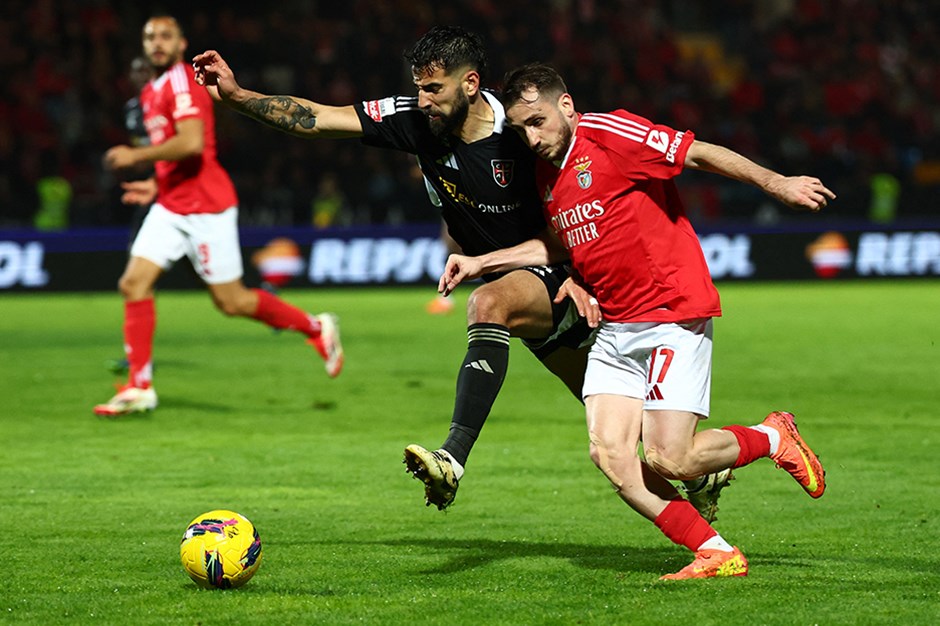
[240,96,317,133]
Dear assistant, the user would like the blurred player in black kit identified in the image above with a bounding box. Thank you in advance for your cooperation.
[122,56,155,243]
[107,56,154,375]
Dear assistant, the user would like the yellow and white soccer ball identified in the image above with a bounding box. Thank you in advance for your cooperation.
[179,510,263,589]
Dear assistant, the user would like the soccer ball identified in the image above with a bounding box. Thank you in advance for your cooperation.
[179,510,263,589]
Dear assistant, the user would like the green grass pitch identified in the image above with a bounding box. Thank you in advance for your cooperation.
[1,281,938,624]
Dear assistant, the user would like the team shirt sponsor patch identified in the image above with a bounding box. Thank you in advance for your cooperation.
[665,131,685,164]
[173,92,198,118]
[363,97,398,122]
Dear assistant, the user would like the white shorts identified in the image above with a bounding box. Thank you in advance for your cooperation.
[582,318,713,417]
[130,203,243,284]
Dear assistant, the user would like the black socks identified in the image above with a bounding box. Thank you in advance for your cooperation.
[441,323,510,466]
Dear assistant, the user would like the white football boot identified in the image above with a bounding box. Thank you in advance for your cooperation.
[308,313,344,378]
[94,386,158,417]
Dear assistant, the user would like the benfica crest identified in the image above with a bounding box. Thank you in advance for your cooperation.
[573,158,593,189]
[491,159,514,187]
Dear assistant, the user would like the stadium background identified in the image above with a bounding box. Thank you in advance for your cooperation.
[0,0,938,289]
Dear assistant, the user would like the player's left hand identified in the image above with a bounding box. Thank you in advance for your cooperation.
[556,276,602,328]
[120,179,157,206]
[438,254,484,297]
[104,145,138,171]
[771,176,836,212]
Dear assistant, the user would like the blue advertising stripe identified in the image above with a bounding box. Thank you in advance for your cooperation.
[2,221,940,291]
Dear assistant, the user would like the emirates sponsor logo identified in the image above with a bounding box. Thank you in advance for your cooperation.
[551,200,605,249]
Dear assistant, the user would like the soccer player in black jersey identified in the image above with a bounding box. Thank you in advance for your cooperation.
[192,27,730,519]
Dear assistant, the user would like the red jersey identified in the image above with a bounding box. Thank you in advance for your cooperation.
[140,62,237,214]
[536,110,721,323]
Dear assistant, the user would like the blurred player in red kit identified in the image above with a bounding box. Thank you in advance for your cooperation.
[96,15,343,417]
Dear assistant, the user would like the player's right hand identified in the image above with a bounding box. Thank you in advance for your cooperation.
[438,254,484,297]
[192,50,239,103]
[771,175,837,212]
[556,277,602,328]
[554,276,602,328]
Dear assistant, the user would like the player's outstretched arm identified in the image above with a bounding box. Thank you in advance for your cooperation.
[192,49,363,139]
[438,228,568,296]
[684,140,836,212]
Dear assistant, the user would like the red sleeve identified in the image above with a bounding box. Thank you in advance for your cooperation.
[579,110,694,180]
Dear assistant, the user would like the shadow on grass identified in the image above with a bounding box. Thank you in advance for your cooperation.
[160,397,237,413]
[417,538,676,575]
[312,537,683,576]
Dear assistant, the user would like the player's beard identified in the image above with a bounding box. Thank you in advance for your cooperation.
[544,116,574,162]
[428,90,470,140]
[147,49,182,73]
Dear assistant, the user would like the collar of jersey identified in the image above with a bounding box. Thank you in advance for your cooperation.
[150,61,185,91]
[556,114,582,169]
[481,90,506,134]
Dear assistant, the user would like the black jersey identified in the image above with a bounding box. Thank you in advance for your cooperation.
[354,91,546,257]
[123,95,149,147]
[123,95,153,182]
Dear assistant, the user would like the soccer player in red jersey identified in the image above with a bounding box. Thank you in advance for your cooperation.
[95,16,343,417]
[438,63,835,579]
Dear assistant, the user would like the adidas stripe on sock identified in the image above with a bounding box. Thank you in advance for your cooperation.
[442,323,511,466]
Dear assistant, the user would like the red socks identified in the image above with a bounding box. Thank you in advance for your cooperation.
[251,289,320,338]
[122,291,318,390]
[723,425,772,468]
[125,299,155,389]
[654,499,717,552]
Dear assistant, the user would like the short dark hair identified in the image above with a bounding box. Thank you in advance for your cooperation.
[501,63,568,108]
[145,14,185,37]
[405,26,487,79]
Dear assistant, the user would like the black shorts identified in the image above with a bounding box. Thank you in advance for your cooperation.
[514,263,597,361]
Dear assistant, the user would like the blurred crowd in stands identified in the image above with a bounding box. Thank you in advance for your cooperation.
[1,0,937,230]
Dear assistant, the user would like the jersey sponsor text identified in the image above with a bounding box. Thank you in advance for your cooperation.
[551,200,605,249]
[666,131,685,164]
[550,199,605,231]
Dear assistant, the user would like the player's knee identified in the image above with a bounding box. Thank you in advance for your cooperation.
[213,295,248,317]
[588,437,624,488]
[645,446,696,481]
[214,300,239,317]
[587,441,603,471]
[466,288,509,325]
[118,273,146,300]
[117,275,132,298]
